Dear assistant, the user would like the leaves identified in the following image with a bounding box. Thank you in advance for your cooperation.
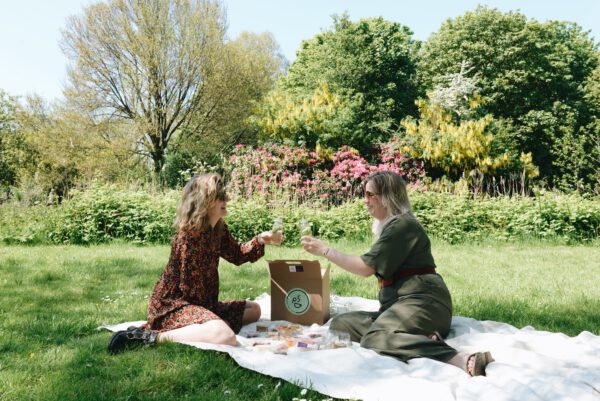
[3,186,600,245]
[418,6,599,187]
[61,0,283,174]
[253,14,420,153]
[400,97,535,180]
[250,83,345,148]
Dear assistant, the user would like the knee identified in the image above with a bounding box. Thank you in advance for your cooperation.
[243,301,261,324]
[249,302,261,322]
[359,330,383,349]
[330,314,354,333]
[190,323,237,346]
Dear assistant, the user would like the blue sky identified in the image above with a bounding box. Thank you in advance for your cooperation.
[1,0,598,103]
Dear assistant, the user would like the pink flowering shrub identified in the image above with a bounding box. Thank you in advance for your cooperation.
[226,144,323,202]
[378,138,426,188]
[225,142,425,205]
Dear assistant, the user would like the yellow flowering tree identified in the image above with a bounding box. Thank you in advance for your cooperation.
[400,96,539,183]
[250,82,350,148]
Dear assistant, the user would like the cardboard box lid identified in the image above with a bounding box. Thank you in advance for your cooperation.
[267,260,328,280]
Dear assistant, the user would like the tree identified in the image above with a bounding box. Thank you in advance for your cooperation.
[14,95,143,202]
[418,6,599,185]
[250,82,349,148]
[61,0,247,175]
[428,61,480,120]
[400,79,539,189]
[175,31,285,161]
[258,14,420,154]
[584,53,600,113]
[401,98,503,180]
[0,90,22,197]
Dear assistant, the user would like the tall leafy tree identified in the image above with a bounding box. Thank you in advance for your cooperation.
[16,95,144,202]
[581,58,600,193]
[250,82,347,148]
[177,31,285,159]
[418,6,599,185]
[0,90,21,196]
[61,0,283,176]
[585,53,600,113]
[258,14,420,154]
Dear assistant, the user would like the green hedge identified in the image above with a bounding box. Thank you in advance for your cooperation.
[47,187,179,244]
[410,191,600,243]
[226,197,372,246]
[1,186,599,245]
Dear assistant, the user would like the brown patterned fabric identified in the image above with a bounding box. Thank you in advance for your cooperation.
[144,221,264,334]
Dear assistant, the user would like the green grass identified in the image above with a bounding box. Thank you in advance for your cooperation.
[1,240,599,401]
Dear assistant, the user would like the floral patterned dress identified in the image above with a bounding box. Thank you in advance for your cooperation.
[144,221,264,334]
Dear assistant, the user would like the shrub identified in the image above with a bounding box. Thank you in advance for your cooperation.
[410,190,600,243]
[46,186,178,245]
[225,142,425,205]
[0,204,59,244]
[2,186,599,245]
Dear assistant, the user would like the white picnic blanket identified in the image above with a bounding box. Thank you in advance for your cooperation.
[100,294,600,401]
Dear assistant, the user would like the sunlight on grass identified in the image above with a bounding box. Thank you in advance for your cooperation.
[1,241,598,401]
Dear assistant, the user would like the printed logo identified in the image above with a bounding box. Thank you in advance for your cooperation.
[284,288,310,315]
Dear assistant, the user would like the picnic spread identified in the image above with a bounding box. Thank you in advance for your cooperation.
[100,294,600,401]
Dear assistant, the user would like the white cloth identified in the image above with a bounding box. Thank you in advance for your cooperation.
[99,294,600,401]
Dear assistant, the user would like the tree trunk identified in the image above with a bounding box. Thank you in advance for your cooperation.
[151,148,165,176]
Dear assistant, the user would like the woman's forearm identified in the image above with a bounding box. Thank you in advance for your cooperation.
[300,236,375,277]
[323,247,375,277]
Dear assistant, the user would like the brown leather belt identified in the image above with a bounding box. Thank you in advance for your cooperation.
[378,267,436,289]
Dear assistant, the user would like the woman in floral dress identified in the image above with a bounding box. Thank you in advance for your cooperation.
[108,173,282,353]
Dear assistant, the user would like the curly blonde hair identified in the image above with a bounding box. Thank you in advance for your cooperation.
[174,173,227,232]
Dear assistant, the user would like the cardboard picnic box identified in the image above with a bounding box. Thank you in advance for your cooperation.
[267,260,330,325]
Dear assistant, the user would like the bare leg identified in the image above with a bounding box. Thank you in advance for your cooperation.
[242,301,261,325]
[429,332,479,375]
[446,352,473,374]
[157,320,237,346]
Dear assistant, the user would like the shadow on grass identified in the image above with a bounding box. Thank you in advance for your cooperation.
[2,244,597,401]
[36,336,338,401]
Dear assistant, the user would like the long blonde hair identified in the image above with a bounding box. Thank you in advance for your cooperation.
[174,173,227,232]
[364,171,413,237]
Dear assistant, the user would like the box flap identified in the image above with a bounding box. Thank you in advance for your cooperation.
[268,260,323,280]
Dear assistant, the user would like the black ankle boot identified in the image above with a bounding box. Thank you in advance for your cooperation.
[108,326,158,354]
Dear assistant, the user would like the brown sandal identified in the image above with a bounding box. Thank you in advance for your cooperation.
[468,351,494,376]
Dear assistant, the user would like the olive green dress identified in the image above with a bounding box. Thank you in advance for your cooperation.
[330,213,458,362]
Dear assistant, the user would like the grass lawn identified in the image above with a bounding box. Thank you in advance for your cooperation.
[1,240,599,401]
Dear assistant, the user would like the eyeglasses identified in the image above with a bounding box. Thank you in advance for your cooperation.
[216,190,228,201]
[364,190,379,199]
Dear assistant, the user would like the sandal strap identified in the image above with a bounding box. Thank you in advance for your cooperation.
[468,352,493,376]
[125,328,157,344]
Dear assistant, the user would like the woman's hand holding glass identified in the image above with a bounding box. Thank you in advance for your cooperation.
[300,235,329,257]
[258,231,284,245]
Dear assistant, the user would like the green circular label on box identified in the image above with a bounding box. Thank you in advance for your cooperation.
[285,288,310,315]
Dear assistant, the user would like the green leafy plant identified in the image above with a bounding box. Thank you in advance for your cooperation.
[3,185,599,246]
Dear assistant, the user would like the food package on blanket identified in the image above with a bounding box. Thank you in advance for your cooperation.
[241,324,351,354]
[267,260,330,325]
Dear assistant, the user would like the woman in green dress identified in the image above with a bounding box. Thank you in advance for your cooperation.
[300,170,493,376]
